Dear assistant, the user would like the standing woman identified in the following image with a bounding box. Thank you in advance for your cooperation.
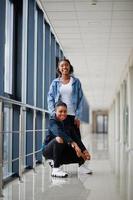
[47,58,83,139]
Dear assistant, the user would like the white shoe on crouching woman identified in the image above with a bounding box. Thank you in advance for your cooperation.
[78,162,93,175]
[51,167,68,178]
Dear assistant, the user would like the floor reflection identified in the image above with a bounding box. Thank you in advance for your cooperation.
[115,145,133,200]
[127,153,133,200]
[2,134,133,200]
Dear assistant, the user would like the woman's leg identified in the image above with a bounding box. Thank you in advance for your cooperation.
[43,138,68,177]
[61,144,92,174]
[43,138,65,168]
[60,144,85,166]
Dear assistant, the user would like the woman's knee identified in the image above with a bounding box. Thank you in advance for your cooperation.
[55,136,64,144]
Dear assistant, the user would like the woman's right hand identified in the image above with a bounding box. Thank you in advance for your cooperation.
[56,136,64,143]
[74,119,80,128]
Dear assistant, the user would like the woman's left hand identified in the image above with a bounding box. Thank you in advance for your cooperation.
[83,150,91,160]
[74,119,80,128]
[71,142,82,157]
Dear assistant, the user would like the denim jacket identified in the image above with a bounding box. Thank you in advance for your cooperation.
[47,76,83,120]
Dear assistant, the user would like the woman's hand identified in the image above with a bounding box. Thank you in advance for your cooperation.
[71,142,82,157]
[83,150,91,160]
[74,119,80,128]
[56,137,64,143]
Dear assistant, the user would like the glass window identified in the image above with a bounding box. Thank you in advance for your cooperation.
[42,21,45,109]
[21,0,28,168]
[44,21,50,109]
[51,33,56,81]
[3,105,12,178]
[36,6,44,108]
[34,6,38,106]
[22,0,28,103]
[4,0,14,94]
[123,80,128,145]
[96,115,108,133]
[104,115,108,133]
[97,115,104,133]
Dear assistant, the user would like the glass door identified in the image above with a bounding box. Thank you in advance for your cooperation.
[96,115,108,133]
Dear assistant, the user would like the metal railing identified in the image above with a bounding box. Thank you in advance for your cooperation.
[0,96,49,197]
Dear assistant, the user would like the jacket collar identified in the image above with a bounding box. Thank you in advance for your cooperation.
[54,76,78,84]
[50,115,65,123]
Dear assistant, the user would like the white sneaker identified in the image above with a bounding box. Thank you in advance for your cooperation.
[47,159,54,168]
[51,168,68,178]
[78,163,93,175]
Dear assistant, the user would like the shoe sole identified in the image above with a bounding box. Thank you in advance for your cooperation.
[51,174,68,178]
[78,171,93,175]
[87,171,93,175]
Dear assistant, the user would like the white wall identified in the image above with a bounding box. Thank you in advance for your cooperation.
[108,52,133,199]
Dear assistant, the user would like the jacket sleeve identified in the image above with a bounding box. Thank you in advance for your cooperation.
[75,79,84,120]
[49,120,73,144]
[47,81,56,116]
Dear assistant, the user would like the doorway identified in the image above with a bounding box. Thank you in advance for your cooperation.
[96,115,108,133]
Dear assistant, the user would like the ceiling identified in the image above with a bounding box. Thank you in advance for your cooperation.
[39,0,133,110]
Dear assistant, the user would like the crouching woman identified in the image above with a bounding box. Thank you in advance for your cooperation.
[42,102,92,178]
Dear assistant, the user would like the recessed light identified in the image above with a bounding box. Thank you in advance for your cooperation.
[88,21,98,24]
[90,0,97,5]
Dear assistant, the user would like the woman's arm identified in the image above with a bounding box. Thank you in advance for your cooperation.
[71,142,87,160]
[47,81,56,116]
[71,142,82,157]
[75,79,83,121]
[49,120,73,144]
[83,149,91,160]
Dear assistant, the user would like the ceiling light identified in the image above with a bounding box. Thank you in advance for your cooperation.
[88,21,99,25]
[91,0,97,5]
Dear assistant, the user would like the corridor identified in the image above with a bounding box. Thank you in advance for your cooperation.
[0,0,133,199]
[3,133,131,200]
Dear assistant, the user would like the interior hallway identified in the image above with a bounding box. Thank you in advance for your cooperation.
[3,133,130,200]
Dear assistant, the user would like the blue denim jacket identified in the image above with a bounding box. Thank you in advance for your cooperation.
[47,76,83,120]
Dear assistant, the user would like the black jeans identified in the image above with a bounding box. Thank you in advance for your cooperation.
[43,138,84,168]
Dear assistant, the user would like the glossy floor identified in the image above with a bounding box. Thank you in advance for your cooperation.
[2,134,133,200]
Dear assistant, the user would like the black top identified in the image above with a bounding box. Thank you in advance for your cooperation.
[44,116,86,151]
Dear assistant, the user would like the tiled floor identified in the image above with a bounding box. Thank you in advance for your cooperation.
[2,133,132,200]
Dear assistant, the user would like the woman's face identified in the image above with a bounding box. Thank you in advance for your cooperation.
[58,61,70,76]
[56,106,67,121]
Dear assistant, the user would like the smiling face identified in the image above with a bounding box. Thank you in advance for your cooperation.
[55,105,67,121]
[58,60,70,76]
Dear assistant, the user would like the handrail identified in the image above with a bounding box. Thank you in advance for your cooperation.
[0,96,49,196]
[0,129,48,134]
[0,95,49,113]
